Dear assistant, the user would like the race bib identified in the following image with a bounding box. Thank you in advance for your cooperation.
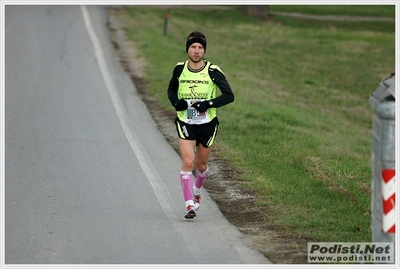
[184,99,210,124]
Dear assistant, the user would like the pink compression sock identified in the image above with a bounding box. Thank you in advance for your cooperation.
[195,168,209,189]
[180,171,194,201]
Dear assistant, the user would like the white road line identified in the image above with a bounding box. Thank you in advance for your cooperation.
[80,10,203,255]
[80,5,178,223]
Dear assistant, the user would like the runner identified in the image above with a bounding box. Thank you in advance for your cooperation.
[167,31,235,219]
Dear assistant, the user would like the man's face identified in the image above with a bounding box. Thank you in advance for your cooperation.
[187,42,205,63]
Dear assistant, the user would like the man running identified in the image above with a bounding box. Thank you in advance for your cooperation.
[167,31,234,219]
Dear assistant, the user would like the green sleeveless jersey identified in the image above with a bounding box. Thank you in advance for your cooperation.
[177,61,217,124]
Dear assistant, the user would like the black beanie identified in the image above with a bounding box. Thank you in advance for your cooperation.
[186,37,207,53]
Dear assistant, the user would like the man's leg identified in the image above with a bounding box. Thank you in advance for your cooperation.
[179,139,197,218]
[193,144,212,210]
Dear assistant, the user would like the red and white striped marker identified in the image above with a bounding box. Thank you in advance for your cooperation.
[382,169,395,233]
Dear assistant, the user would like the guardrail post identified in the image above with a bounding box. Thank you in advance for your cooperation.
[369,73,395,263]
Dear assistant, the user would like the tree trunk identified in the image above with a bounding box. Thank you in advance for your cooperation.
[240,5,270,20]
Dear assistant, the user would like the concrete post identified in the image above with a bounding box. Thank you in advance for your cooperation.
[369,73,395,263]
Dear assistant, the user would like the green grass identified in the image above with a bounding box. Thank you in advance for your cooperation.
[269,5,395,17]
[117,5,394,243]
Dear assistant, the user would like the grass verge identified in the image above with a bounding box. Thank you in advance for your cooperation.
[116,5,394,243]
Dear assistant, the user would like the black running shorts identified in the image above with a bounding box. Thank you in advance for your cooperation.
[175,117,219,148]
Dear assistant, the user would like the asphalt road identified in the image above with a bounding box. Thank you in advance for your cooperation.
[4,5,271,265]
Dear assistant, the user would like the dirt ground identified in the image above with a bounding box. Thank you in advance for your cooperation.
[107,7,310,264]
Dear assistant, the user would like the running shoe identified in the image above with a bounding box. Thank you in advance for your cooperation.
[184,205,196,219]
[193,194,201,211]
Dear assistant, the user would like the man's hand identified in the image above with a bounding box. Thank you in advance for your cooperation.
[192,101,209,113]
[174,99,188,111]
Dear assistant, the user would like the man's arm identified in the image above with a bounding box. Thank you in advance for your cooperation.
[209,65,234,108]
[167,63,185,106]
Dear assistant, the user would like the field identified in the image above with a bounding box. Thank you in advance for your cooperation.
[110,5,395,263]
